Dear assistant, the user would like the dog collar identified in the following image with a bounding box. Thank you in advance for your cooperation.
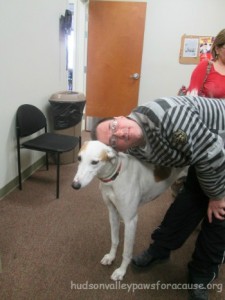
[99,162,122,183]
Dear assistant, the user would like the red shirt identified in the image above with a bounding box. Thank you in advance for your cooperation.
[187,60,225,98]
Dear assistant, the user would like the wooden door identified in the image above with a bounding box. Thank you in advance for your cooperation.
[86,0,147,118]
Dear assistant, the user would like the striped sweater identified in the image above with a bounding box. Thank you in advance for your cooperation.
[127,96,225,199]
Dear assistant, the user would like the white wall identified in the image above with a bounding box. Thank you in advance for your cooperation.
[0,0,68,194]
[138,0,225,104]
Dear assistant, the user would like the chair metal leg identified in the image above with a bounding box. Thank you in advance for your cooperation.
[79,136,81,149]
[17,140,22,190]
[56,152,60,198]
[46,152,49,170]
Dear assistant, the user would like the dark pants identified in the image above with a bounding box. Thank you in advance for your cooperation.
[151,166,225,283]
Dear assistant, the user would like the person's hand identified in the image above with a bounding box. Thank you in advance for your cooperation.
[208,198,225,223]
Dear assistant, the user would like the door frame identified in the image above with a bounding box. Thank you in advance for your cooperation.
[70,0,88,94]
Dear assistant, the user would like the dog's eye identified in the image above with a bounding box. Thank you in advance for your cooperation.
[91,160,99,165]
[78,155,81,162]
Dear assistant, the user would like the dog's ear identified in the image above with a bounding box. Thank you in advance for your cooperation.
[80,141,88,151]
[106,146,117,161]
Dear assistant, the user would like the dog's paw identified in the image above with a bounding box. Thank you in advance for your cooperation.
[110,268,125,281]
[101,254,115,265]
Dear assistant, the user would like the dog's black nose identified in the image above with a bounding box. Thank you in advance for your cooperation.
[71,181,81,190]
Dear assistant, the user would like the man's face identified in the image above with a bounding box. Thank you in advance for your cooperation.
[96,116,143,151]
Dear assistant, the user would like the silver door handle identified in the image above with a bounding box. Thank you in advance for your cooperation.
[130,73,140,80]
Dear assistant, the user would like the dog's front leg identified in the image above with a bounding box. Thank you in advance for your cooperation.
[101,202,120,266]
[111,214,138,281]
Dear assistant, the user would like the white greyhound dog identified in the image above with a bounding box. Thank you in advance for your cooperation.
[72,140,186,281]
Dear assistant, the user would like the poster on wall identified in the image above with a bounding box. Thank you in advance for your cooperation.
[179,34,214,64]
[183,37,199,58]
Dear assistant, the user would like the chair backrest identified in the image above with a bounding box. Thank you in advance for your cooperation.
[16,104,47,137]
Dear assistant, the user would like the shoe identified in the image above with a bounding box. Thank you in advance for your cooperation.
[187,260,216,300]
[188,286,209,300]
[131,249,169,269]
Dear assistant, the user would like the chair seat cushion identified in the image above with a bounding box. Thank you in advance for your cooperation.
[22,133,79,153]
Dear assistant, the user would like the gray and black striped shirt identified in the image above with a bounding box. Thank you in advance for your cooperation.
[127,96,225,199]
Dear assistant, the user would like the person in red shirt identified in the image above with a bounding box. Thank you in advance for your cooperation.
[188,29,225,98]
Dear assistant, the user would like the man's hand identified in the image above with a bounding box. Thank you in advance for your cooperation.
[208,198,225,223]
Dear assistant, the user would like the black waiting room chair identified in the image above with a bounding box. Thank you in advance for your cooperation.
[16,104,80,198]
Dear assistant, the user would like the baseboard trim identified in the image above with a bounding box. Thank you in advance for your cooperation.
[0,157,45,200]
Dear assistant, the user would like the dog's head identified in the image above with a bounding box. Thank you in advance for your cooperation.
[72,140,118,189]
